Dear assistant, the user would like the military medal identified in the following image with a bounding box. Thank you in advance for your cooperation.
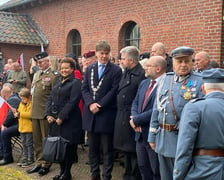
[42,77,51,90]
[186,80,192,87]
[181,80,188,90]
[181,85,186,90]
[183,91,192,100]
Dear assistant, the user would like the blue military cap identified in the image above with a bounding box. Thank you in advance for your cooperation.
[33,51,48,61]
[202,68,224,83]
[171,46,194,58]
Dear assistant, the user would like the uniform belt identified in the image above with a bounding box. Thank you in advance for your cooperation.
[159,124,177,131]
[193,149,224,157]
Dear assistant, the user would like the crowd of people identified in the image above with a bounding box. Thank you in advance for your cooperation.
[0,40,223,180]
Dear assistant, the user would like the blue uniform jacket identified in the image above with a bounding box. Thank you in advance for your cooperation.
[148,72,204,157]
[173,91,224,180]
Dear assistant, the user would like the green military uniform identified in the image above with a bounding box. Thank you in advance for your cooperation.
[31,67,58,167]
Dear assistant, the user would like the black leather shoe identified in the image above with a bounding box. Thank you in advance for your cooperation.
[0,158,13,165]
[38,167,50,176]
[58,173,71,180]
[26,165,41,174]
[53,175,61,180]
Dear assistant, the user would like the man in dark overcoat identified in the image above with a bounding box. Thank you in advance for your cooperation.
[114,46,146,180]
[82,40,122,180]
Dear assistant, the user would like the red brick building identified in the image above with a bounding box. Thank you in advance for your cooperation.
[0,0,223,71]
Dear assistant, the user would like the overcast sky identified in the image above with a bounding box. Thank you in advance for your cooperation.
[0,0,9,5]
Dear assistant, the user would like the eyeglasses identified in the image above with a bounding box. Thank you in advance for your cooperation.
[37,60,45,64]
[145,64,157,67]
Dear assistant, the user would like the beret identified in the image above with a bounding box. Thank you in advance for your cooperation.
[171,46,194,58]
[33,52,48,61]
[139,52,150,60]
[83,50,95,58]
[202,68,224,83]
[65,53,77,60]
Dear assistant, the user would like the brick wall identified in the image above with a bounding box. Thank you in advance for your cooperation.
[7,0,224,65]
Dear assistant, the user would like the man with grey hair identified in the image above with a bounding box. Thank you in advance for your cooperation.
[174,68,224,180]
[114,46,146,180]
[194,51,211,72]
[148,46,204,180]
[27,52,58,176]
[7,62,27,93]
[0,83,20,165]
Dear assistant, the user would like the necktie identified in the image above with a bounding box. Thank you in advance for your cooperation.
[142,80,156,111]
[98,64,105,79]
[39,71,44,77]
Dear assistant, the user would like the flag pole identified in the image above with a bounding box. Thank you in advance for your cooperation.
[41,43,44,52]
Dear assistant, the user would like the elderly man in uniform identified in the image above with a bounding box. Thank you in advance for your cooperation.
[82,50,97,74]
[114,46,146,180]
[130,56,167,180]
[174,68,224,180]
[148,46,204,180]
[27,52,58,176]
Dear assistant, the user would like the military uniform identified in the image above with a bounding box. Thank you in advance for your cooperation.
[148,72,204,180]
[148,46,204,180]
[31,67,58,167]
[174,68,224,180]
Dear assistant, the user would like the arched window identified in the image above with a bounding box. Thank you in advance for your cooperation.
[124,22,140,48]
[71,30,81,57]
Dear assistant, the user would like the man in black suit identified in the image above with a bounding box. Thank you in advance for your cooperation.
[82,40,122,180]
[130,56,167,180]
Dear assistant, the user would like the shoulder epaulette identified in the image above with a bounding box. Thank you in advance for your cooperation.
[166,72,174,75]
[191,71,202,77]
[190,97,205,103]
[52,70,59,76]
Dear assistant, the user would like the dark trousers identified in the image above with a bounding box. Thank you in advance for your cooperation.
[123,152,141,180]
[20,132,34,160]
[1,125,19,160]
[88,132,114,180]
[136,141,160,180]
[59,144,75,177]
